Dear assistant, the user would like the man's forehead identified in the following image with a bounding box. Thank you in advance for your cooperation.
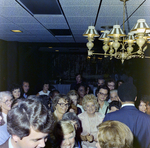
[28,127,48,138]
[23,82,29,85]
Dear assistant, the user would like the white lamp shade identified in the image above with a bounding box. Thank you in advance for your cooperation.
[83,26,99,37]
[124,33,136,43]
[131,19,150,33]
[108,25,126,37]
[98,30,110,40]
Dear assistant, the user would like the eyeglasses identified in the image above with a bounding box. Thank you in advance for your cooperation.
[57,103,69,107]
[98,92,108,97]
[1,99,14,104]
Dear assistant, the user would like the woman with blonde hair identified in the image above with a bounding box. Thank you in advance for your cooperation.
[96,120,133,148]
[78,94,103,148]
[54,120,77,148]
[67,90,82,115]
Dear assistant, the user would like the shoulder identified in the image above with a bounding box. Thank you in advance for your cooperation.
[0,139,9,148]
[78,112,87,119]
[38,90,43,94]
[96,112,104,118]
[104,101,109,106]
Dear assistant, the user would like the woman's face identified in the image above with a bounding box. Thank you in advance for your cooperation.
[0,95,13,114]
[61,132,75,148]
[69,95,77,106]
[43,84,49,92]
[12,88,21,99]
[86,101,96,115]
[78,86,86,98]
[97,88,108,103]
[139,101,146,113]
[55,98,69,115]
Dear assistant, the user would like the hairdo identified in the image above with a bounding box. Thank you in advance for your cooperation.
[97,120,133,148]
[52,94,71,111]
[82,94,99,111]
[7,99,53,139]
[0,91,12,102]
[118,82,137,102]
[49,90,60,98]
[67,90,79,103]
[109,101,121,110]
[75,83,87,92]
[22,80,29,86]
[106,79,116,84]
[9,84,21,93]
[110,89,118,94]
[96,85,110,98]
[62,112,80,129]
[53,120,75,146]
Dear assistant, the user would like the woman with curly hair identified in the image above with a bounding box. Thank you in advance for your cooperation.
[78,94,103,148]
[96,120,133,148]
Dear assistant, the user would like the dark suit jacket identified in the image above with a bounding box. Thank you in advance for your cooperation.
[0,139,9,148]
[103,106,150,148]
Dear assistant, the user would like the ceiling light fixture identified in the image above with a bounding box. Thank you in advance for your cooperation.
[11,30,22,33]
[83,0,150,63]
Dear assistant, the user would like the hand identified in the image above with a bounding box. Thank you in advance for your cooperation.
[69,108,75,113]
[86,134,94,142]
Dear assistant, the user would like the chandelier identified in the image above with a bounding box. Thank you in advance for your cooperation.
[83,0,150,63]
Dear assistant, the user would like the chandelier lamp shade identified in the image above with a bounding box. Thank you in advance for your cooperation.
[83,0,150,64]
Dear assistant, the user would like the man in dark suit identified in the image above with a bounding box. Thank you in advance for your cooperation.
[103,82,150,148]
[0,98,53,148]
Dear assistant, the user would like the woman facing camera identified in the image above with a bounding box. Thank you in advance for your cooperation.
[54,120,77,148]
[96,121,133,148]
[78,94,103,148]
[0,91,13,145]
[52,94,70,121]
[135,97,147,113]
[9,84,21,100]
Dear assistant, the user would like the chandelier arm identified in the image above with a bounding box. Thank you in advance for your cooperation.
[92,53,113,56]
[145,56,150,59]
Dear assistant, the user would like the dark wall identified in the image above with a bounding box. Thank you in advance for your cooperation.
[0,39,150,96]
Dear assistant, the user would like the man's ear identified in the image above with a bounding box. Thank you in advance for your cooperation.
[134,96,137,101]
[12,135,20,142]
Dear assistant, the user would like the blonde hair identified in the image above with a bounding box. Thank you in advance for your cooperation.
[54,120,75,140]
[97,120,133,148]
[60,120,75,136]
[82,94,99,111]
[67,90,79,103]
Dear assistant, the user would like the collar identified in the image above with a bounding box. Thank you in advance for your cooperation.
[121,104,135,108]
[9,137,14,148]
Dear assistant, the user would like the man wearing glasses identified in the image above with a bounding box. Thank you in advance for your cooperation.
[96,85,110,117]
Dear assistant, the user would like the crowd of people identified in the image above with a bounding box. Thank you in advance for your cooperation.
[0,74,150,148]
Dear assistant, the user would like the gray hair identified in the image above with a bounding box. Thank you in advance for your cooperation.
[0,91,12,101]
[110,89,118,94]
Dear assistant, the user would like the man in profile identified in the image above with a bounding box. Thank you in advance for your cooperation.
[0,99,53,148]
[103,82,150,148]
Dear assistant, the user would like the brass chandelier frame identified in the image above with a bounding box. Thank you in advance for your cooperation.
[83,0,150,63]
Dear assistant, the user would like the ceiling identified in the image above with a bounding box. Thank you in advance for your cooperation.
[0,0,150,52]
